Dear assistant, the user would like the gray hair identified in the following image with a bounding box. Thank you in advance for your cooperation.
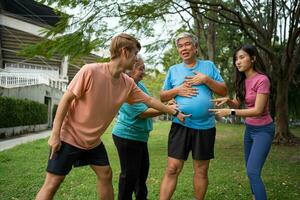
[133,54,144,69]
[175,32,198,47]
[136,54,143,61]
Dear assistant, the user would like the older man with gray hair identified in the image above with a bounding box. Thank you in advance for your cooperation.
[159,32,227,200]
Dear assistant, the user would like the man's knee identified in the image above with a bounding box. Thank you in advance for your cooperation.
[102,167,113,181]
[165,164,182,177]
[95,166,113,181]
[194,161,209,179]
[42,173,65,192]
[194,169,208,179]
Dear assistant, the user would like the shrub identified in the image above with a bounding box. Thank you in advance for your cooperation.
[0,97,48,128]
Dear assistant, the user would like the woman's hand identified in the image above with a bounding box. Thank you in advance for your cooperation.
[209,108,231,118]
[211,97,230,107]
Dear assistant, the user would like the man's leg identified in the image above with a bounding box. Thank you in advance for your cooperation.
[159,157,184,200]
[193,160,210,200]
[36,141,77,200]
[35,172,65,200]
[91,165,114,200]
[191,126,216,200]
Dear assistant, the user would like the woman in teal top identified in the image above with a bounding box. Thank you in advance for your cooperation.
[112,56,175,200]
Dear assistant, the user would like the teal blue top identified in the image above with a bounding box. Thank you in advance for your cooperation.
[163,59,224,129]
[112,82,153,142]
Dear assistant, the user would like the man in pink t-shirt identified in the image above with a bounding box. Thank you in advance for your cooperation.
[35,33,189,200]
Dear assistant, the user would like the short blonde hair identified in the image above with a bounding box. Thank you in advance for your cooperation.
[110,33,141,60]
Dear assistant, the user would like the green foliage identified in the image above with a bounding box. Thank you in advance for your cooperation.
[119,0,172,35]
[19,31,100,60]
[30,0,299,134]
[161,42,182,72]
[142,71,166,99]
[39,0,90,9]
[0,97,48,128]
[0,122,299,199]
[22,0,114,60]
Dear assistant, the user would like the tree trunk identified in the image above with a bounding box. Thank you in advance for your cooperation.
[206,3,217,62]
[191,3,207,60]
[274,76,293,144]
[206,21,216,62]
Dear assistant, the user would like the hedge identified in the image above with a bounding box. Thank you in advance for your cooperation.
[0,96,48,128]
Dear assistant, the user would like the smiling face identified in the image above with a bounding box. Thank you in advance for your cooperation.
[176,36,198,63]
[130,59,145,83]
[234,49,254,73]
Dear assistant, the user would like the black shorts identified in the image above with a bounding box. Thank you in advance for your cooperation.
[46,141,110,176]
[168,123,216,160]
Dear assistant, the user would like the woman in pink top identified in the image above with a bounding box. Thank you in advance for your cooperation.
[210,45,274,200]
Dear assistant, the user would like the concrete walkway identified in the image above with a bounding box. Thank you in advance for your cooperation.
[0,130,51,151]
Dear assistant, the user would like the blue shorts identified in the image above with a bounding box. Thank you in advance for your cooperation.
[46,141,110,175]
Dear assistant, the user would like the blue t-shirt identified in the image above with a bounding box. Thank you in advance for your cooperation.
[163,59,224,129]
[112,82,153,142]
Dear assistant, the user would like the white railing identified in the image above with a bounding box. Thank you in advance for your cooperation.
[0,63,68,91]
[5,63,58,70]
[5,63,59,77]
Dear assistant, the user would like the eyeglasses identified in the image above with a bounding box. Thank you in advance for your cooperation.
[177,42,193,48]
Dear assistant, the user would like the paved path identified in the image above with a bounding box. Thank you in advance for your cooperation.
[0,130,51,151]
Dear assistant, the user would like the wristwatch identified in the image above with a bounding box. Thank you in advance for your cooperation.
[172,109,179,117]
[230,109,236,116]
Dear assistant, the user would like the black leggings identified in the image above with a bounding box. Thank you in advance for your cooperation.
[113,134,149,200]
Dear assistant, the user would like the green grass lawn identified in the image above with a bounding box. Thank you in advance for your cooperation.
[0,121,299,200]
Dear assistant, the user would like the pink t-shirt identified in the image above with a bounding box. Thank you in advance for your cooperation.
[244,73,273,126]
[60,63,151,149]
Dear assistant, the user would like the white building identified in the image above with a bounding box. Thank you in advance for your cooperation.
[0,0,101,129]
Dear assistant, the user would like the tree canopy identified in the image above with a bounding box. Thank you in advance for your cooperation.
[26,0,300,144]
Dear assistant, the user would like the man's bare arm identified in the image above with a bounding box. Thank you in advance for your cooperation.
[48,90,76,159]
[144,97,190,122]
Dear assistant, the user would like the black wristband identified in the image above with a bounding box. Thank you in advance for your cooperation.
[230,109,236,116]
[172,109,179,117]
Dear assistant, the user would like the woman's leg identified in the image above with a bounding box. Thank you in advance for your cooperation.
[113,135,143,200]
[244,126,254,195]
[245,124,274,200]
[135,143,149,200]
